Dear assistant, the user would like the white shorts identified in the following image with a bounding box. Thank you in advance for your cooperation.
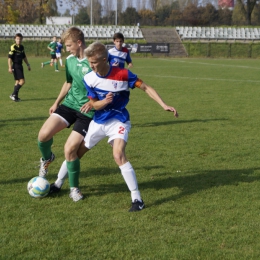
[56,53,61,58]
[84,119,131,149]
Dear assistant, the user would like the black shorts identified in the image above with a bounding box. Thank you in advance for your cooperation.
[51,54,57,59]
[54,104,92,137]
[12,63,24,80]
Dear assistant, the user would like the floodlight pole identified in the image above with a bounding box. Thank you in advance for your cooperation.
[90,0,93,25]
[115,0,117,25]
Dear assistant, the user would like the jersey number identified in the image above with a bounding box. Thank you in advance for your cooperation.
[118,126,125,134]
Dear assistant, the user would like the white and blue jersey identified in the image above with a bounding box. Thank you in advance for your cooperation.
[56,42,63,54]
[108,47,132,68]
[83,66,141,124]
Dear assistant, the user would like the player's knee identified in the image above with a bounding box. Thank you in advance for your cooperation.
[113,152,126,166]
[38,128,52,142]
[64,142,78,160]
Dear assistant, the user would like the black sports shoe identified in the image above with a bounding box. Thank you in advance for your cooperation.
[129,199,145,212]
[49,183,61,194]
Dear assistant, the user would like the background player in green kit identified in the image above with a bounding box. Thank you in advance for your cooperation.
[41,36,59,72]
[37,27,93,201]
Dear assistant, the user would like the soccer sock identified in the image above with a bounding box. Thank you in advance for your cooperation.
[55,160,68,188]
[55,62,58,70]
[59,59,63,66]
[38,138,53,160]
[12,84,22,97]
[43,61,51,65]
[67,158,80,188]
[120,161,142,202]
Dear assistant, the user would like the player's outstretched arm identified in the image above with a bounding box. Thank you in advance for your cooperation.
[139,82,178,118]
[49,82,71,114]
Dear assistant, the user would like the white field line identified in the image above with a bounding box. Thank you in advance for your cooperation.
[157,58,260,70]
[139,74,260,83]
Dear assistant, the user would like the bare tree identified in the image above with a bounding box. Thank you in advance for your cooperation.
[236,0,258,25]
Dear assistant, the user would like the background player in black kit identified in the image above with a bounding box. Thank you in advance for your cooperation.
[8,33,31,102]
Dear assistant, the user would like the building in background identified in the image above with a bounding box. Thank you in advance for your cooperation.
[46,16,72,25]
[218,0,234,10]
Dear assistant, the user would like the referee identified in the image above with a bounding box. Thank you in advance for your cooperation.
[8,33,31,102]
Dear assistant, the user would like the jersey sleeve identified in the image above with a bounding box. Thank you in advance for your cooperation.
[125,50,132,64]
[127,70,139,89]
[65,59,73,83]
[8,44,14,58]
[84,81,98,100]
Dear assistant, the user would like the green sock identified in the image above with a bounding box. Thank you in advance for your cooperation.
[38,138,53,160]
[55,62,58,70]
[67,158,80,188]
[43,61,51,65]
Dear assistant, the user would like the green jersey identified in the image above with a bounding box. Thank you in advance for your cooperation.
[48,41,57,55]
[62,54,94,119]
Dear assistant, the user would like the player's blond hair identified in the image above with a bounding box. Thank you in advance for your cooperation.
[61,27,85,44]
[84,41,108,60]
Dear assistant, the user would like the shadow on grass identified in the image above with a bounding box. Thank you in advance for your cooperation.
[20,97,57,102]
[142,167,260,206]
[0,117,48,123]
[132,118,229,127]
[49,166,260,203]
[4,166,259,204]
[78,167,260,205]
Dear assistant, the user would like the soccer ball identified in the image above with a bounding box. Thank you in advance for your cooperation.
[27,176,50,198]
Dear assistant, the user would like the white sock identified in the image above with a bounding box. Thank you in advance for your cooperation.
[120,161,142,202]
[55,160,67,188]
[59,60,63,66]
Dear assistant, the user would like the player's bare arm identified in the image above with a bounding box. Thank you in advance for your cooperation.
[24,57,31,71]
[49,82,72,114]
[81,92,113,113]
[139,82,179,118]
[8,58,13,73]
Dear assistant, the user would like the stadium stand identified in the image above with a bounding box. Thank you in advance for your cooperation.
[0,24,144,40]
[176,26,260,41]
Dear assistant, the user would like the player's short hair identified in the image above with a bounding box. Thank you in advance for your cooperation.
[84,41,108,60]
[61,27,85,44]
[15,33,23,39]
[113,32,124,41]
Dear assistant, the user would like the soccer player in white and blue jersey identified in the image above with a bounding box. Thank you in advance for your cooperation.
[81,42,178,212]
[56,38,64,67]
[108,32,133,69]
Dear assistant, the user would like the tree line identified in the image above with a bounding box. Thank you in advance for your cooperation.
[1,0,260,26]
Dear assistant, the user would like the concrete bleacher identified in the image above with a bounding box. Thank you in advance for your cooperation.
[0,24,144,40]
[176,26,260,41]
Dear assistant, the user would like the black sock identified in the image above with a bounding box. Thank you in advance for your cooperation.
[12,84,22,97]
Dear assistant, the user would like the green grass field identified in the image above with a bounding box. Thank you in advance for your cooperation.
[1,56,260,259]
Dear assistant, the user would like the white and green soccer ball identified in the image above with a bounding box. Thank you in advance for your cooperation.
[27,176,50,198]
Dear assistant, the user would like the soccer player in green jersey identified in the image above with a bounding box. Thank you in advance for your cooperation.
[41,36,59,72]
[37,27,93,201]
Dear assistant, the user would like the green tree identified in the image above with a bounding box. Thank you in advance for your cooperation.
[182,3,201,26]
[119,7,139,25]
[218,7,233,25]
[236,0,258,25]
[200,4,218,26]
[232,1,247,25]
[138,9,156,26]
[155,5,172,25]
[75,6,90,25]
